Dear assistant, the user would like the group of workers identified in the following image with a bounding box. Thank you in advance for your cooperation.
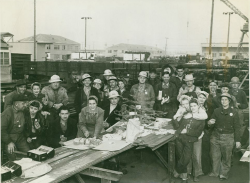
[1,64,249,183]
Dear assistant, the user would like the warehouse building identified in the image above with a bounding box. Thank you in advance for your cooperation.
[9,34,80,61]
[105,43,165,59]
[201,43,249,60]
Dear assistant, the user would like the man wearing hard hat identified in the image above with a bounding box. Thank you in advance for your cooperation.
[130,71,155,109]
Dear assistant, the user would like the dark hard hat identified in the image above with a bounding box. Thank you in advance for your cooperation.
[12,94,29,102]
[15,79,27,87]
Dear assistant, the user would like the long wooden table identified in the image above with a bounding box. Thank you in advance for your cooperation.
[4,133,175,183]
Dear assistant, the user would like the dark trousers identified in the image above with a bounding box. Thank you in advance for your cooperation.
[175,135,194,174]
[202,129,212,174]
[4,134,30,161]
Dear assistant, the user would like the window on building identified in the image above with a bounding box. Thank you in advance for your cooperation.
[62,45,66,50]
[212,53,217,57]
[46,44,51,50]
[1,52,10,65]
[54,45,60,50]
[75,46,79,51]
[68,45,72,51]
[219,53,222,56]
[159,51,162,53]
[223,53,226,56]
[114,50,117,53]
[108,50,112,53]
[54,54,60,60]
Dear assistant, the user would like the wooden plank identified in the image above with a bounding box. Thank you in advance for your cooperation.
[80,166,123,181]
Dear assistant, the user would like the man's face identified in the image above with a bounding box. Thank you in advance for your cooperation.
[221,87,229,94]
[138,76,146,84]
[110,97,119,105]
[83,78,91,87]
[221,97,230,107]
[32,86,40,95]
[177,69,184,77]
[29,106,39,115]
[93,83,101,90]
[109,80,117,88]
[104,75,110,80]
[17,85,26,94]
[51,82,60,90]
[59,110,69,121]
[231,83,239,90]
[162,74,170,83]
[16,101,27,111]
[164,67,171,74]
[181,99,190,110]
[209,83,217,93]
[186,80,194,87]
[149,72,156,79]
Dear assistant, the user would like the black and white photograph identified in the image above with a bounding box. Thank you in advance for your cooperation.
[0,0,249,182]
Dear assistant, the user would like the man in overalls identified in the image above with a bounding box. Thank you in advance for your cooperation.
[130,71,155,109]
[1,94,30,161]
[4,79,30,111]
[177,74,201,101]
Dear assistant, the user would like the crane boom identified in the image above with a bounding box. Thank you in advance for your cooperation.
[220,0,248,22]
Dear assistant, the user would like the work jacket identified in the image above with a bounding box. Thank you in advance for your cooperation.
[41,85,68,108]
[130,83,155,109]
[103,103,121,127]
[74,86,100,114]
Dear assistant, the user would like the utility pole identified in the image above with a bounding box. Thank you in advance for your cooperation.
[81,17,92,59]
[34,0,36,61]
[165,37,168,56]
[207,0,214,71]
[223,12,234,59]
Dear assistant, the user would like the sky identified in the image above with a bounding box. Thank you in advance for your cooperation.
[0,0,249,54]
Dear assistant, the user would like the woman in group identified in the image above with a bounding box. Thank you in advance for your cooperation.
[77,96,104,138]
[174,98,205,183]
[118,78,131,106]
[186,91,209,181]
[24,100,46,149]
[93,79,105,108]
[29,82,49,111]
[74,74,100,114]
[103,91,121,130]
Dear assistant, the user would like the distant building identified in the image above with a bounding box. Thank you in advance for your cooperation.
[9,34,80,61]
[201,43,249,60]
[105,43,165,59]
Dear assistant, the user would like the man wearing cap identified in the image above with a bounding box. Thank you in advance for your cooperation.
[213,82,238,109]
[74,74,99,114]
[4,79,30,111]
[208,93,241,181]
[148,69,160,89]
[229,77,248,137]
[177,74,201,101]
[130,71,155,109]
[103,91,121,128]
[103,69,114,90]
[41,75,68,111]
[1,94,30,161]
